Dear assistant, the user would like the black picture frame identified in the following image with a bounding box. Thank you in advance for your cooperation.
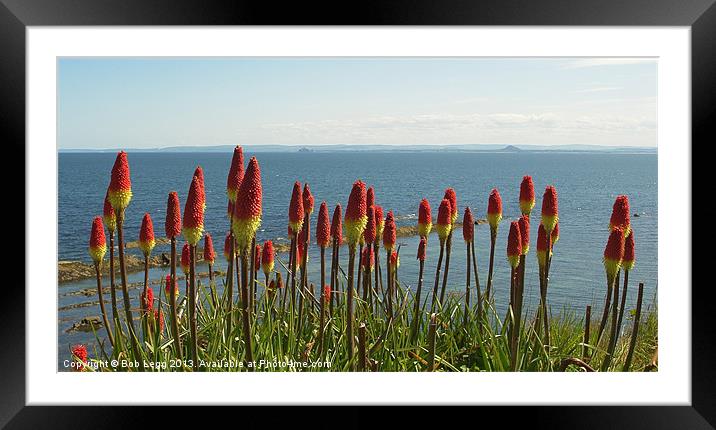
[3,0,712,427]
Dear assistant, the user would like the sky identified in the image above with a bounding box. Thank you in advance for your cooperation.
[58,58,657,149]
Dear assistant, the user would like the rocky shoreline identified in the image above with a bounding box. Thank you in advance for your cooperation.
[58,219,485,283]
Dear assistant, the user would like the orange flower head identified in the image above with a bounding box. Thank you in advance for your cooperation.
[71,344,88,371]
[232,157,262,251]
[323,284,332,303]
[288,181,304,234]
[316,202,331,249]
[418,198,432,238]
[507,221,522,268]
[462,207,474,243]
[103,192,116,233]
[536,224,550,268]
[165,275,179,297]
[107,151,132,210]
[141,287,154,314]
[165,191,181,239]
[226,146,244,202]
[154,309,164,333]
[518,215,530,255]
[203,234,215,265]
[331,204,343,244]
[382,210,397,251]
[417,236,427,261]
[223,232,234,262]
[193,166,206,211]
[361,245,374,271]
[551,222,560,245]
[303,183,314,216]
[363,206,376,245]
[519,175,535,216]
[138,213,156,256]
[603,227,625,280]
[366,186,375,210]
[436,198,453,241]
[609,195,631,237]
[487,188,503,231]
[444,188,458,224]
[390,250,400,273]
[541,186,559,234]
[262,240,275,275]
[182,175,204,246]
[344,180,368,246]
[254,244,262,269]
[623,230,635,271]
[88,216,107,263]
[374,205,385,242]
[181,243,191,274]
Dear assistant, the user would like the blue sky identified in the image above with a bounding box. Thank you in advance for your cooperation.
[58,58,657,149]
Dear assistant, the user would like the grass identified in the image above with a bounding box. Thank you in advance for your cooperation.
[78,259,657,372]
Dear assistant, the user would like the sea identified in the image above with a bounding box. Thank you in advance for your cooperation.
[57,151,658,367]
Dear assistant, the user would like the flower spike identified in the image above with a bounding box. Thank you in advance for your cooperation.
[418,198,432,238]
[382,210,397,251]
[519,175,536,216]
[232,157,263,251]
[487,188,503,231]
[103,192,116,233]
[165,191,181,239]
[541,185,559,234]
[623,230,636,271]
[262,240,275,276]
[88,216,107,263]
[316,201,331,249]
[609,195,631,237]
[444,188,458,224]
[344,180,368,246]
[603,227,625,280]
[507,221,522,268]
[203,234,215,265]
[462,207,474,243]
[223,232,234,262]
[331,204,343,244]
[374,205,385,241]
[518,215,530,255]
[182,175,205,246]
[364,206,377,245]
[139,213,156,256]
[226,146,244,203]
[303,183,314,216]
[288,181,304,235]
[436,198,452,242]
[417,236,427,261]
[107,151,132,210]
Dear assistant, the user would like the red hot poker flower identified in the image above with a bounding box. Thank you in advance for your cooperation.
[609,195,631,237]
[390,250,400,273]
[316,202,331,249]
[139,213,156,256]
[345,180,368,246]
[382,211,397,251]
[232,157,263,251]
[436,198,453,241]
[165,275,179,297]
[181,243,190,274]
[603,227,625,280]
[487,188,503,231]
[518,215,530,255]
[361,245,374,271]
[444,188,458,224]
[367,186,375,210]
[203,234,215,265]
[226,146,244,202]
[364,206,376,245]
[288,181,304,235]
[536,224,549,268]
[551,222,560,245]
[165,191,181,239]
[303,183,314,216]
[507,221,522,268]
[223,232,233,262]
[141,287,154,314]
[254,244,261,269]
[262,240,275,275]
[417,236,427,261]
[418,198,432,238]
[323,284,332,303]
[71,344,88,371]
[193,166,206,211]
[519,175,536,216]
[103,193,116,233]
[374,205,385,242]
[462,207,474,243]
[182,175,204,246]
[331,204,343,244]
[88,216,107,263]
[541,186,559,234]
[623,230,636,271]
[154,309,164,332]
[108,151,132,210]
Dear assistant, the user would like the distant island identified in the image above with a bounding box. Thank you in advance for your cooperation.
[59,144,657,154]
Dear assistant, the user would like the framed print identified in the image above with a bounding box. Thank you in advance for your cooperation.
[3,0,713,427]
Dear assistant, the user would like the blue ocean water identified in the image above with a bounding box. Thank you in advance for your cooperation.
[57,151,657,365]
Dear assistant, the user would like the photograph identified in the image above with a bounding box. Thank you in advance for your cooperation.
[57,56,658,373]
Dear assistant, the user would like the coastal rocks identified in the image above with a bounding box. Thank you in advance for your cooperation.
[65,316,103,333]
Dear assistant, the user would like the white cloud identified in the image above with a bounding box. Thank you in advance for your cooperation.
[240,111,656,146]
